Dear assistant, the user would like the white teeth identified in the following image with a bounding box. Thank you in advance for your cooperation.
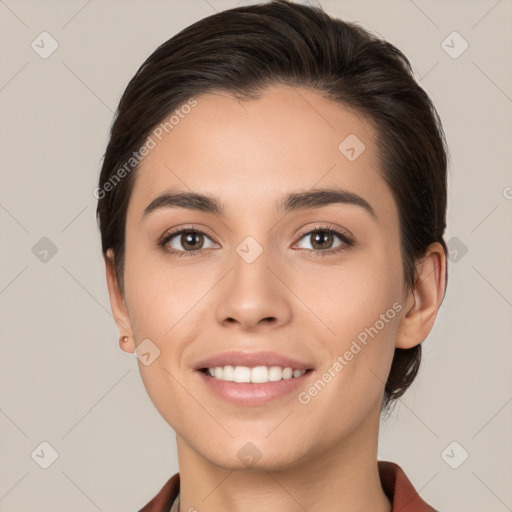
[222,365,234,381]
[250,366,268,383]
[233,366,251,383]
[282,367,293,379]
[205,365,307,383]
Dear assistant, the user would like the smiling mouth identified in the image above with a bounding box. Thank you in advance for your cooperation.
[198,366,314,384]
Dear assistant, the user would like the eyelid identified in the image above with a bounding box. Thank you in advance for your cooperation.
[158,224,218,245]
[294,223,353,244]
[158,222,355,256]
[291,223,354,255]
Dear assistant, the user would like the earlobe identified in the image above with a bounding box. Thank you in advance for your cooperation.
[104,249,136,354]
[395,242,447,349]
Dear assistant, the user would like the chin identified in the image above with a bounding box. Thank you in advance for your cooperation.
[201,441,310,473]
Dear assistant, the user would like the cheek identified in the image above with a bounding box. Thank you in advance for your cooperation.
[293,245,403,400]
[122,243,213,389]
[294,268,401,442]
[294,246,403,341]
[329,273,402,346]
[123,239,194,335]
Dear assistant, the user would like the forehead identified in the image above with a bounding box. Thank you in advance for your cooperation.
[127,85,397,226]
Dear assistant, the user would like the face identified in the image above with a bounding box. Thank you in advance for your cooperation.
[111,85,416,471]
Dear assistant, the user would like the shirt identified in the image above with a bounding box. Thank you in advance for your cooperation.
[137,460,439,512]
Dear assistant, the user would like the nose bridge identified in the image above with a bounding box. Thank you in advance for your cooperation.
[214,234,292,329]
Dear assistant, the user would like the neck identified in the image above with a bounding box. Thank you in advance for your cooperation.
[175,408,392,512]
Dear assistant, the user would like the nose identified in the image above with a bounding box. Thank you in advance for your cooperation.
[214,245,293,331]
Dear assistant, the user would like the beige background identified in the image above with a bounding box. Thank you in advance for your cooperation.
[1,0,511,510]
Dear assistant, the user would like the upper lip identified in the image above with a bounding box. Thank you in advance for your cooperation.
[194,350,314,371]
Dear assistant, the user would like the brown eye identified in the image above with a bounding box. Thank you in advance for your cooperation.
[179,231,205,251]
[294,225,354,257]
[159,228,217,257]
[309,230,335,250]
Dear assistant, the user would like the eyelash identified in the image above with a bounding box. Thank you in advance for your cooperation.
[157,224,354,259]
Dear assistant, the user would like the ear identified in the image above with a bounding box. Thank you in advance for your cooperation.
[104,248,136,354]
[396,242,447,349]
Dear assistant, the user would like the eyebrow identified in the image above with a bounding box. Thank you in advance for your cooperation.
[142,187,377,221]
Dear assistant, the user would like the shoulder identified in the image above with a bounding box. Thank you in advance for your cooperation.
[137,472,180,512]
[378,460,440,512]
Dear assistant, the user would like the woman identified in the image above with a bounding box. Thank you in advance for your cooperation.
[96,1,448,510]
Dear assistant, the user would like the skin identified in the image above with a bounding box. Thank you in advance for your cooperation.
[104,84,446,512]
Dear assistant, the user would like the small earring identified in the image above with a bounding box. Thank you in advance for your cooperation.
[120,335,129,343]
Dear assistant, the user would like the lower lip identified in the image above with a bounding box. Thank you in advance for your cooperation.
[195,369,314,405]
